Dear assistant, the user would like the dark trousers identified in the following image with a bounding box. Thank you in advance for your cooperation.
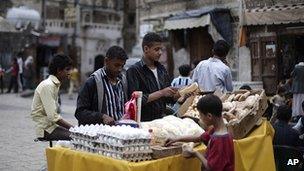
[7,75,18,93]
[0,76,3,93]
[43,126,71,141]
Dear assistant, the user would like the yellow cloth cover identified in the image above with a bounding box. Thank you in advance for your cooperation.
[234,118,275,171]
[46,119,275,171]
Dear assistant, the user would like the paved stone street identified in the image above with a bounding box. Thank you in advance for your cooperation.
[0,92,78,171]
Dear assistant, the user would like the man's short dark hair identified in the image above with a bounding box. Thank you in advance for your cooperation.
[197,94,223,117]
[106,46,128,60]
[213,40,230,57]
[277,105,292,122]
[239,84,252,91]
[178,64,191,77]
[142,32,163,50]
[48,54,72,75]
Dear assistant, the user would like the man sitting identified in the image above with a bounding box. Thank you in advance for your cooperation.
[31,54,74,140]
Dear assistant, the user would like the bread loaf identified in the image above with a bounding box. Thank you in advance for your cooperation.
[178,83,198,97]
[239,91,251,101]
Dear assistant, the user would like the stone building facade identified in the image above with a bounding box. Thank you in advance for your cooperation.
[1,0,124,83]
[137,0,241,79]
[241,0,304,94]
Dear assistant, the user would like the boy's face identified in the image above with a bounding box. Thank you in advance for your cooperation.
[144,42,163,62]
[200,112,213,126]
[57,66,72,81]
[105,58,126,78]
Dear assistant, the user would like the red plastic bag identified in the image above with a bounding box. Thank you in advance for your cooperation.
[123,92,137,120]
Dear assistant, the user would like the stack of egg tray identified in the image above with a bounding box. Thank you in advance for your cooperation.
[70,131,152,162]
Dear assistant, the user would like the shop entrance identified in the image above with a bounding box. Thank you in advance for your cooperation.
[278,34,304,81]
[250,35,278,95]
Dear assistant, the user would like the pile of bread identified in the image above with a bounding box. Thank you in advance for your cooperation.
[222,91,260,124]
[184,95,203,119]
[183,90,261,124]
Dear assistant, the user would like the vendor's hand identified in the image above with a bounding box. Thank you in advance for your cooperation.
[183,148,196,158]
[164,138,177,147]
[102,115,115,125]
[178,92,195,104]
[161,87,178,97]
[173,91,181,100]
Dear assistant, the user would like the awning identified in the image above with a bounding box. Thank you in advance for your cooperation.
[164,14,211,30]
[244,3,304,25]
[164,8,233,45]
[38,35,61,47]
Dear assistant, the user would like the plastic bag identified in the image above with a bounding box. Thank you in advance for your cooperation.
[123,92,137,120]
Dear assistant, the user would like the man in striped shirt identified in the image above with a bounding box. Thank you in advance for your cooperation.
[171,64,193,89]
[75,46,128,126]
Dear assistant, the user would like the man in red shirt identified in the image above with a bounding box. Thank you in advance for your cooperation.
[166,94,234,171]
[6,57,19,93]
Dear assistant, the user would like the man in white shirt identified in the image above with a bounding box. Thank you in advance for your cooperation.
[192,40,233,93]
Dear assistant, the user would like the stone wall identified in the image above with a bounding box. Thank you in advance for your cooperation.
[138,0,241,80]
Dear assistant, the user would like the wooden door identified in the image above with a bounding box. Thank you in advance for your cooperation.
[260,36,277,95]
[250,36,278,95]
[250,38,262,81]
[188,27,214,62]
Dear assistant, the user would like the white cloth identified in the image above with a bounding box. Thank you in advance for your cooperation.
[192,57,233,93]
[17,57,23,73]
[292,93,304,117]
[150,68,160,89]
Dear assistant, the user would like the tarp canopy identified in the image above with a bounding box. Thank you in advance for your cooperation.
[164,8,233,45]
[244,3,304,25]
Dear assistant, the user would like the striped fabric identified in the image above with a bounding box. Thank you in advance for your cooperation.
[171,76,193,89]
[100,69,125,121]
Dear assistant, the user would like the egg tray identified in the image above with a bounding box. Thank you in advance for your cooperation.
[73,144,98,153]
[71,136,151,149]
[70,133,98,141]
[73,143,152,155]
[73,144,152,162]
[72,139,151,153]
[96,143,151,152]
[99,153,152,162]
[95,135,151,147]
[96,145,152,154]
[97,149,152,162]
[70,133,151,147]
[71,139,100,148]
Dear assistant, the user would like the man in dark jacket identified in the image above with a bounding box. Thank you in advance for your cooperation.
[75,46,128,125]
[126,32,178,121]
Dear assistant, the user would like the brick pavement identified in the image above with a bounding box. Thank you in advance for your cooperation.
[0,92,78,171]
